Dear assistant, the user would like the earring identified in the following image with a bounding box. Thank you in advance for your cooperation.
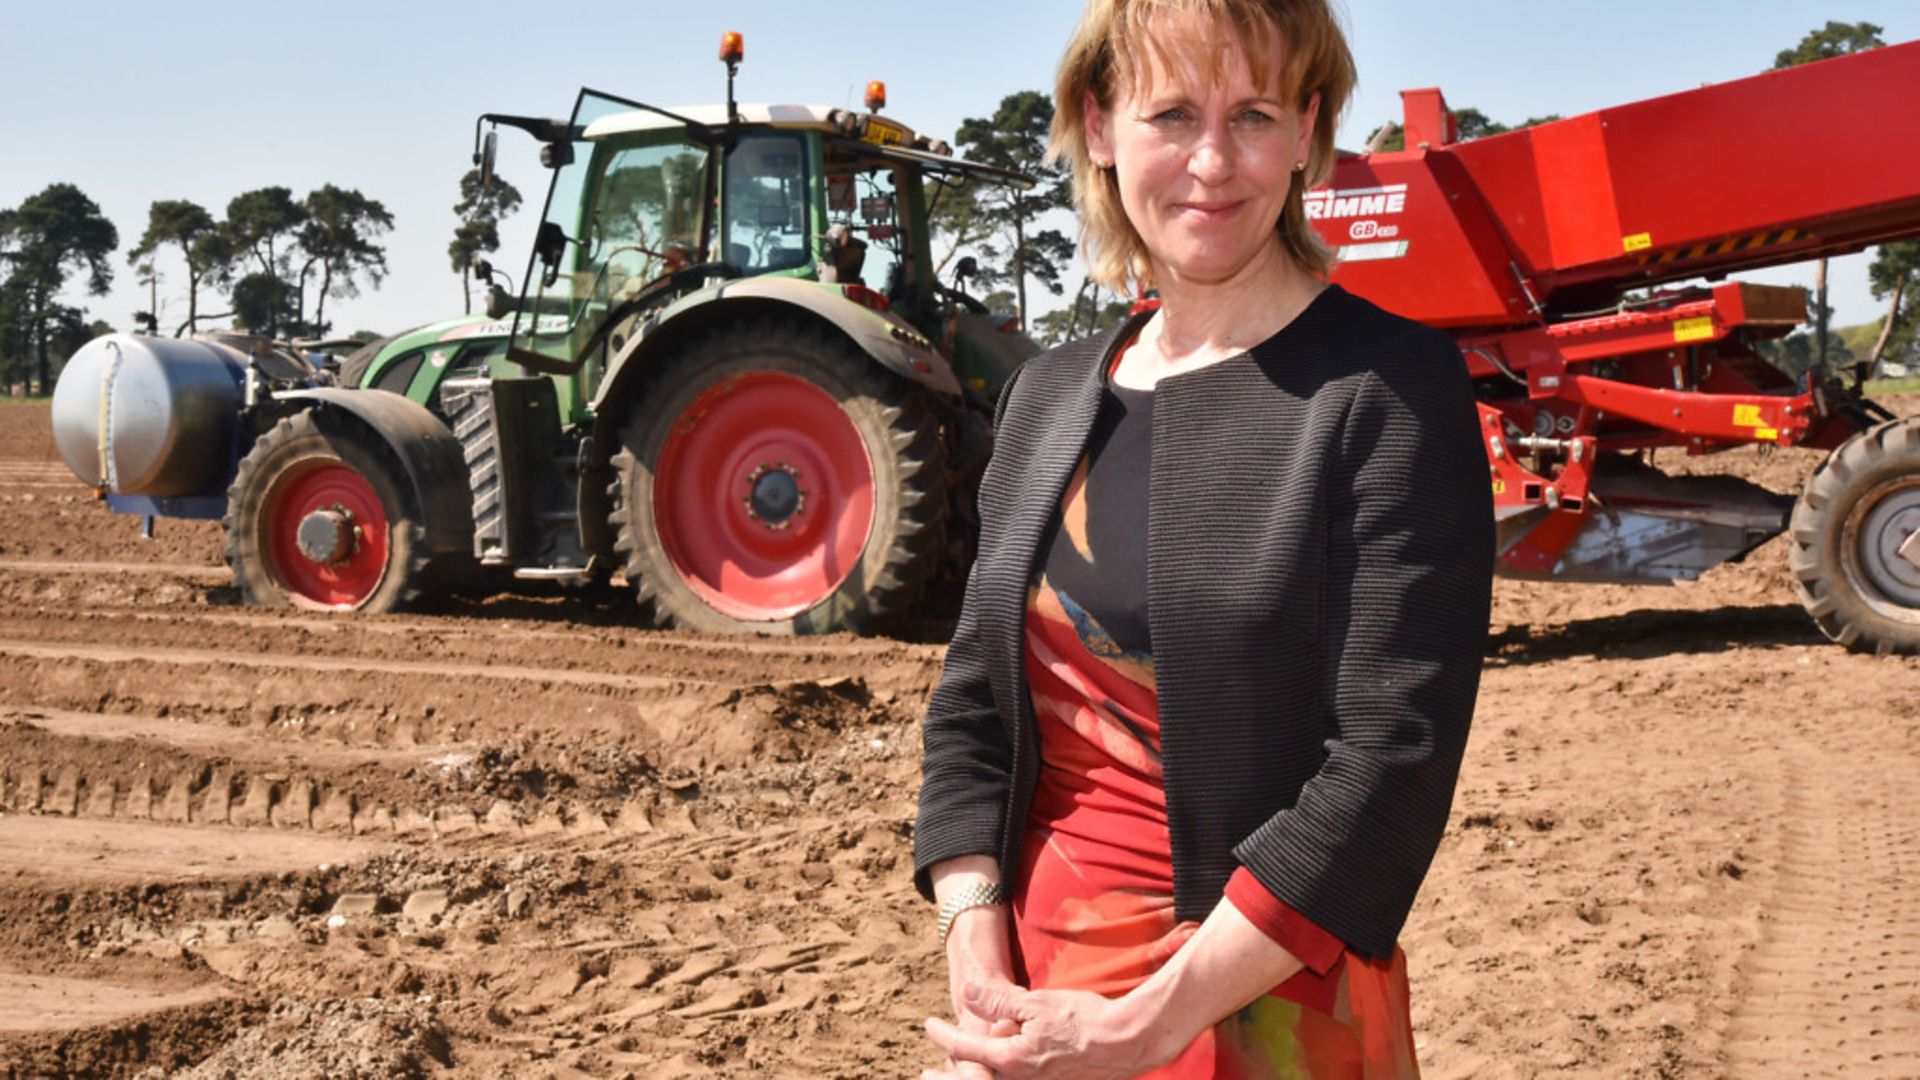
[1292,160,1306,173]
[1093,158,1113,170]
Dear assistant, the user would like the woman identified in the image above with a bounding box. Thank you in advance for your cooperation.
[914,0,1494,1076]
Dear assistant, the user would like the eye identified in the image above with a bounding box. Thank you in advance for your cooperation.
[1238,108,1277,124]
[1148,106,1189,124]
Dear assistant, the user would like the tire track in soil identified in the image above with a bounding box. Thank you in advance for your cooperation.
[0,638,716,692]
[0,559,227,580]
[7,707,468,763]
[0,972,231,1033]
[0,617,916,787]
[1722,741,1920,1076]
[0,583,947,714]
[0,589,941,664]
[0,614,938,725]
[0,816,391,883]
[0,709,660,841]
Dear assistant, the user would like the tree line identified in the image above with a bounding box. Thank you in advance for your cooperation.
[0,185,117,394]
[1759,21,1920,378]
[5,18,1917,392]
[0,183,396,393]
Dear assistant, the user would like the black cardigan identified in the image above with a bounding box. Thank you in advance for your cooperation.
[913,286,1494,960]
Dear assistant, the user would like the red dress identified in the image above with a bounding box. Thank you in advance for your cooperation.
[1014,375,1420,1078]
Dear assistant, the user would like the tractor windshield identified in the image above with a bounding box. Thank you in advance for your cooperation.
[508,90,716,381]
[594,141,709,289]
[721,131,812,276]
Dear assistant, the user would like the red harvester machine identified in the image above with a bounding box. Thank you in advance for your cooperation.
[1311,41,1920,652]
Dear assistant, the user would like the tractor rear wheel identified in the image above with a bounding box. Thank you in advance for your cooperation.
[225,410,430,613]
[1789,415,1920,653]
[608,320,946,634]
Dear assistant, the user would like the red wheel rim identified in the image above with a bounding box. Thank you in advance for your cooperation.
[653,371,875,620]
[262,460,391,610]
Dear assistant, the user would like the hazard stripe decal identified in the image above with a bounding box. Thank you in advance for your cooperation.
[1636,227,1810,266]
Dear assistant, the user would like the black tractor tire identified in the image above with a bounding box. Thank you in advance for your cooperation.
[608,319,947,635]
[1788,415,1920,654]
[225,409,433,613]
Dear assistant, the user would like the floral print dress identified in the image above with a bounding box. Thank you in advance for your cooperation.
[1016,373,1421,1079]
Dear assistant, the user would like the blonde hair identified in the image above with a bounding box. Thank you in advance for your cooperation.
[1050,0,1356,290]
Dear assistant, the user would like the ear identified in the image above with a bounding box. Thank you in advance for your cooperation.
[1084,90,1115,168]
[1295,91,1322,169]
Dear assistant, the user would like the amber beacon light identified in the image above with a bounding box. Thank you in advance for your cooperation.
[864,81,887,111]
[719,31,745,65]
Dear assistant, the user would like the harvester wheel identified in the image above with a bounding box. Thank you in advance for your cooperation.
[225,410,430,613]
[608,319,946,634]
[1789,415,1920,654]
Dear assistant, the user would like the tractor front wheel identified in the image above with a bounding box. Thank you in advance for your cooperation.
[609,320,946,634]
[225,410,430,613]
[1789,415,1920,653]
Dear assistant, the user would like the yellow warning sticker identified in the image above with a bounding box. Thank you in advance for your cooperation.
[862,119,908,147]
[1492,479,1507,495]
[1755,427,1779,441]
[1623,232,1653,252]
[1673,317,1715,343]
[1733,404,1764,427]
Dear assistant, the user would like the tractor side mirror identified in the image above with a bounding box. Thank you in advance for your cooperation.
[534,221,569,288]
[953,256,979,291]
[473,258,514,319]
[476,130,498,189]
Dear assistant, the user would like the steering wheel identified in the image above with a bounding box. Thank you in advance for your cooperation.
[935,283,990,315]
[603,242,684,269]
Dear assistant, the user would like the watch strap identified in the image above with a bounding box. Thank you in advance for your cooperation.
[937,880,1009,944]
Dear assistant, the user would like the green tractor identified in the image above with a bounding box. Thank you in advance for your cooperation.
[53,34,1040,634]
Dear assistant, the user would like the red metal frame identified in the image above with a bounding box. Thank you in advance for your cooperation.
[1328,42,1920,328]
[1311,42,1920,578]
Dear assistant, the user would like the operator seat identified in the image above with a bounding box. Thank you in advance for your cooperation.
[818,223,868,285]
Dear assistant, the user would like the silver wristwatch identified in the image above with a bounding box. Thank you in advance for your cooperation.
[937,881,1009,944]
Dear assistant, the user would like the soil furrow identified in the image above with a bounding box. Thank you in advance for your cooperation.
[0,973,231,1033]
[0,608,944,695]
[0,711,660,839]
[0,637,714,691]
[0,559,226,579]
[4,706,468,763]
[0,816,392,883]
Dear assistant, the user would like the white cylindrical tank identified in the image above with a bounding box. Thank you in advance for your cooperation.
[51,334,249,496]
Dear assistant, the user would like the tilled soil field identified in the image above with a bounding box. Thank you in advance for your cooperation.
[0,398,1916,1078]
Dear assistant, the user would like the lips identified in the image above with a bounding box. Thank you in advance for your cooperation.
[1173,200,1244,222]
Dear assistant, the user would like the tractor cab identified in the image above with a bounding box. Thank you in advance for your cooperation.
[472,54,1033,428]
[406,33,1047,634]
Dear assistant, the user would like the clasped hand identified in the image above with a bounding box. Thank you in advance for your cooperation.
[922,978,1170,1080]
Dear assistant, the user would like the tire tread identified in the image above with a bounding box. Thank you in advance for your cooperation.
[605,318,947,634]
[1787,415,1920,653]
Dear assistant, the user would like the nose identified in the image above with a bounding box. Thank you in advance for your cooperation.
[1188,119,1236,186]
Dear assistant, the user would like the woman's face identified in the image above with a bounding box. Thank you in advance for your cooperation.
[1086,21,1319,288]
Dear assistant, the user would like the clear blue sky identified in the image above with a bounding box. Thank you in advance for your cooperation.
[2,1,1912,336]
